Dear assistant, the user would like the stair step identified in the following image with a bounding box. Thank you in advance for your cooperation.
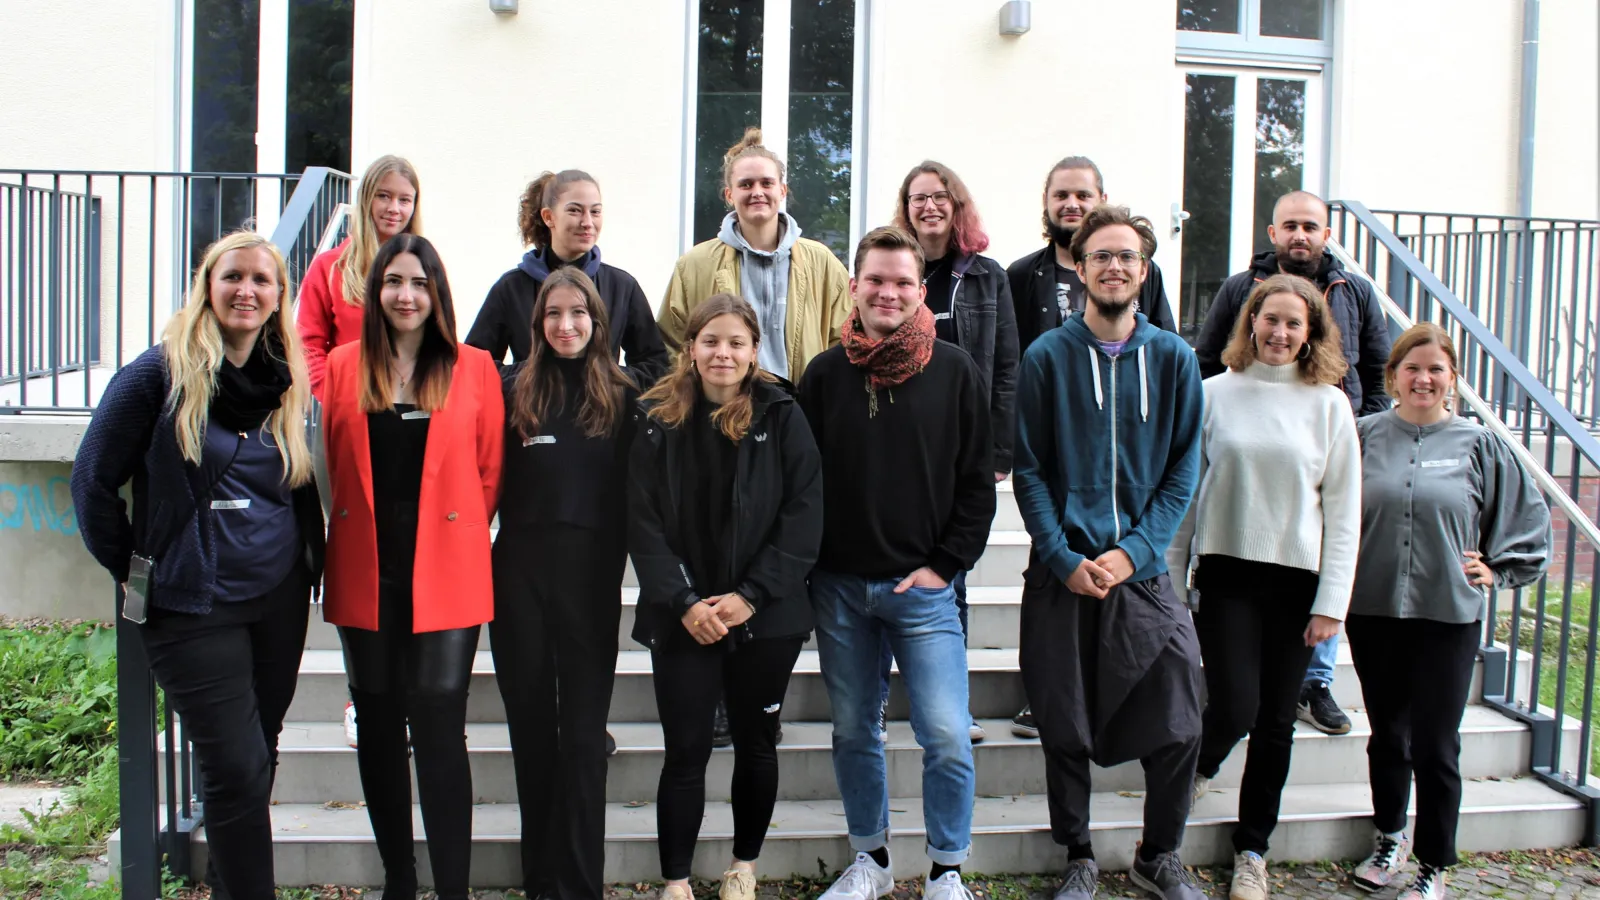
[282,644,1529,724]
[303,586,1028,652]
[213,706,1578,805]
[168,777,1582,885]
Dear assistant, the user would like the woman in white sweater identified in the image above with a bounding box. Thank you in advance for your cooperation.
[1178,273,1362,900]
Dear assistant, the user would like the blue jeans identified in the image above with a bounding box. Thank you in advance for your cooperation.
[810,569,974,865]
[877,572,968,716]
[1304,633,1339,687]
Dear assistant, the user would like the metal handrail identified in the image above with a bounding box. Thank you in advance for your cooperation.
[1327,237,1600,552]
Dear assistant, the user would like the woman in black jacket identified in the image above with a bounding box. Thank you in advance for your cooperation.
[629,293,824,900]
[491,267,638,900]
[466,169,669,388]
[70,231,323,900]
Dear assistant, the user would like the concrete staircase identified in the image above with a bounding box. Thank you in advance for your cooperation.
[144,482,1588,887]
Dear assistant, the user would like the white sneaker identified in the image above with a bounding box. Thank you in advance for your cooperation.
[343,701,358,748]
[819,851,894,900]
[1352,830,1412,892]
[1229,851,1268,900]
[1398,865,1447,900]
[1191,774,1209,808]
[968,720,987,743]
[925,871,974,900]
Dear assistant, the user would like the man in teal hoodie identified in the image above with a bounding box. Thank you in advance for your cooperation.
[1013,205,1205,900]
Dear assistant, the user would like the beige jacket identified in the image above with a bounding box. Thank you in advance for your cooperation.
[658,236,853,381]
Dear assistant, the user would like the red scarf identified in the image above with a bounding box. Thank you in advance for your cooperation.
[842,304,936,416]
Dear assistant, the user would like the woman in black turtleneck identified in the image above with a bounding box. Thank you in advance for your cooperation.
[491,266,638,900]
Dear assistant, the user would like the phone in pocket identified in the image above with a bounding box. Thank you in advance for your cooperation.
[123,554,154,624]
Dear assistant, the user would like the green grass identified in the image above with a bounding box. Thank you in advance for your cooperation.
[0,621,119,779]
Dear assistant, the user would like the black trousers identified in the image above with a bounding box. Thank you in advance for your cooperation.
[136,562,311,900]
[651,634,805,880]
[1043,736,1200,857]
[1347,614,1480,868]
[489,525,625,900]
[339,578,480,899]
[1194,556,1319,855]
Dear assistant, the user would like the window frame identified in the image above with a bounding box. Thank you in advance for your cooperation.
[1176,0,1335,65]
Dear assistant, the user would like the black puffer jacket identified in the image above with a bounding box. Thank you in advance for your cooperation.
[1193,250,1392,416]
[627,378,823,647]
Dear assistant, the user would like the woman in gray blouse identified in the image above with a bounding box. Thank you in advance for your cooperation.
[1347,323,1551,900]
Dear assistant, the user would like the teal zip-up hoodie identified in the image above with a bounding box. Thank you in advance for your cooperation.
[1012,311,1204,585]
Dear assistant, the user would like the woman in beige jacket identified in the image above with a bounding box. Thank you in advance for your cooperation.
[658,128,852,383]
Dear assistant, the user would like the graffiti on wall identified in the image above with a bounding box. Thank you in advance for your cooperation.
[0,476,78,536]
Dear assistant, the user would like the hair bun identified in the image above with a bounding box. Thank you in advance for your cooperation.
[725,127,764,162]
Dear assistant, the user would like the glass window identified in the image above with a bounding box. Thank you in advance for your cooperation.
[1177,0,1242,34]
[191,0,261,265]
[785,0,855,262]
[1251,78,1307,253]
[1179,73,1236,340]
[286,0,354,172]
[693,0,765,246]
[1260,0,1324,39]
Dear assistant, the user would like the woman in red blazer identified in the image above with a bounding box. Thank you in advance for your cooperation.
[321,233,503,900]
[298,154,423,398]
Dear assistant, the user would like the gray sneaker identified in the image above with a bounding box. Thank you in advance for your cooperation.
[819,852,894,900]
[925,871,975,900]
[1131,851,1206,900]
[1053,858,1099,900]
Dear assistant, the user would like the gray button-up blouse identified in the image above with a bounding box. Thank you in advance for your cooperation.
[1350,410,1552,623]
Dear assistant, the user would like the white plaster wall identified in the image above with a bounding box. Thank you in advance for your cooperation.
[1330,0,1522,215]
[1531,0,1599,221]
[0,2,177,171]
[862,0,1180,273]
[353,0,689,332]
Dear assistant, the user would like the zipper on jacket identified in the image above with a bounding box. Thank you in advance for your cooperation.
[1108,353,1122,543]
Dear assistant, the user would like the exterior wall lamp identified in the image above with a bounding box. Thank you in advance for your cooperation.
[490,0,519,14]
[999,0,1031,35]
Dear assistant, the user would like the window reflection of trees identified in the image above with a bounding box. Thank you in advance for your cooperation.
[192,0,261,269]
[1251,79,1306,255]
[693,1,765,246]
[786,0,855,264]
[1177,0,1240,34]
[287,0,353,173]
[1180,74,1235,341]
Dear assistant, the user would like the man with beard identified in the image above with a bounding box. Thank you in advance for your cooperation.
[1007,157,1178,356]
[1192,190,1391,738]
[1013,205,1205,900]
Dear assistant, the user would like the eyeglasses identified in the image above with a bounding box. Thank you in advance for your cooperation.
[1083,250,1146,269]
[908,191,953,208]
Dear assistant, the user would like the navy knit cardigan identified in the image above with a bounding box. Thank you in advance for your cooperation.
[70,347,326,614]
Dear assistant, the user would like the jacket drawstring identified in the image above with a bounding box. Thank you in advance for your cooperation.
[1089,346,1104,410]
[1137,345,1149,422]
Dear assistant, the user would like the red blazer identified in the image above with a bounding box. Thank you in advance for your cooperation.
[321,342,505,632]
[296,241,365,400]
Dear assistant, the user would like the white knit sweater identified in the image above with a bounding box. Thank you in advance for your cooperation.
[1175,361,1362,619]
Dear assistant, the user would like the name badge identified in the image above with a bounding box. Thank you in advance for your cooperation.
[401,410,431,421]
[523,435,556,447]
[1421,458,1461,468]
[211,499,251,510]
[933,311,951,321]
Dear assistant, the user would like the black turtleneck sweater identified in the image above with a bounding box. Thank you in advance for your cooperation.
[498,355,637,532]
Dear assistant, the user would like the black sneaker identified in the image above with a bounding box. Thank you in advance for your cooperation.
[1130,850,1205,900]
[1297,681,1352,735]
[1012,705,1039,739]
[606,730,617,757]
[713,698,733,748]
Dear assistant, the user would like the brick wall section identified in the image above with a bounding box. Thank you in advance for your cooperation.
[1546,476,1600,573]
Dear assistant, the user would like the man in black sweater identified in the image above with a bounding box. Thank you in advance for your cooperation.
[800,227,996,900]
[1007,155,1178,357]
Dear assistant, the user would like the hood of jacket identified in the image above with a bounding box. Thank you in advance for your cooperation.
[1246,248,1344,286]
[718,211,801,257]
[518,245,605,282]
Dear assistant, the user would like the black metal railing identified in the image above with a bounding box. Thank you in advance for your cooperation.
[0,168,350,413]
[1343,207,1600,429]
[1331,201,1600,844]
[0,168,354,899]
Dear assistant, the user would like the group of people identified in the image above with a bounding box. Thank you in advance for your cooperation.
[68,131,1552,900]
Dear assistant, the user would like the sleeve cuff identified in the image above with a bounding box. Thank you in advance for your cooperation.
[928,553,964,585]
[735,580,766,612]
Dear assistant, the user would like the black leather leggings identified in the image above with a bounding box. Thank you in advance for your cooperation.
[339,576,479,899]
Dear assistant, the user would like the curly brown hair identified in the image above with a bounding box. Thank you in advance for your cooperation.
[1220,273,1349,386]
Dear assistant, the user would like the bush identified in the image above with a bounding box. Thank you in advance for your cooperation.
[0,623,119,779]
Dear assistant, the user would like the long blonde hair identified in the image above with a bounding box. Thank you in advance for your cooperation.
[162,232,313,486]
[335,155,423,307]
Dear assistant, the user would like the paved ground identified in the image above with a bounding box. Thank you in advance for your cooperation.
[143,848,1600,899]
[0,780,66,832]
